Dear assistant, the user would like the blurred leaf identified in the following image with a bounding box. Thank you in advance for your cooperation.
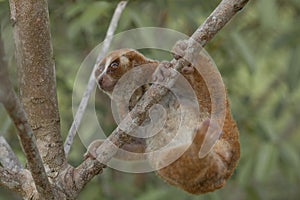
[246,185,261,200]
[279,142,300,170]
[257,0,278,29]
[238,156,254,186]
[127,8,148,27]
[64,2,86,20]
[231,31,256,73]
[273,26,300,49]
[273,95,287,118]
[256,121,275,141]
[286,46,300,92]
[80,2,110,28]
[136,188,168,200]
[67,1,111,38]
[254,142,277,182]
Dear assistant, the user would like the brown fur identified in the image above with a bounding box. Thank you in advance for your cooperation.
[92,49,240,194]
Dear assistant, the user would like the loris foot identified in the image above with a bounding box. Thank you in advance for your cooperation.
[171,40,195,74]
[84,139,146,161]
[171,40,188,60]
[152,61,173,83]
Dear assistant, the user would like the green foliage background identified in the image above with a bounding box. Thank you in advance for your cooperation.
[0,0,300,199]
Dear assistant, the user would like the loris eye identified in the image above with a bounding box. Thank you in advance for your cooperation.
[110,61,119,68]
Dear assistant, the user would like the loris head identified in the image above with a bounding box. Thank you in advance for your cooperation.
[95,49,152,96]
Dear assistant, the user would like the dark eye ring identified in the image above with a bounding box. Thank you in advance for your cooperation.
[110,61,119,68]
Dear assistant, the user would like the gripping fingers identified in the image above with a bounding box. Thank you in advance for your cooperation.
[172,40,188,60]
[152,61,173,82]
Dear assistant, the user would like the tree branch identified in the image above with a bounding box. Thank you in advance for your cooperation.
[64,1,128,155]
[0,136,23,172]
[0,167,22,195]
[77,0,249,184]
[0,167,40,199]
[9,0,66,176]
[191,0,249,46]
[0,28,55,199]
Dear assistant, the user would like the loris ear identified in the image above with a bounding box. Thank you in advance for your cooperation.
[122,50,149,66]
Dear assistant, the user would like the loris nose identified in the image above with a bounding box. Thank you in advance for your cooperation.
[96,75,116,92]
[97,76,104,87]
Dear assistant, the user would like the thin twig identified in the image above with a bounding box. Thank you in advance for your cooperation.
[0,136,23,172]
[64,1,128,155]
[76,0,249,183]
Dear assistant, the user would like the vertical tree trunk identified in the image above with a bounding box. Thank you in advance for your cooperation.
[9,0,66,175]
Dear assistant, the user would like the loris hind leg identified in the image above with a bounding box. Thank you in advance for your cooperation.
[171,39,196,74]
[154,119,234,194]
[84,139,146,161]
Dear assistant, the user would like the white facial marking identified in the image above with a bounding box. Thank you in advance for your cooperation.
[96,56,112,82]
[120,56,129,69]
